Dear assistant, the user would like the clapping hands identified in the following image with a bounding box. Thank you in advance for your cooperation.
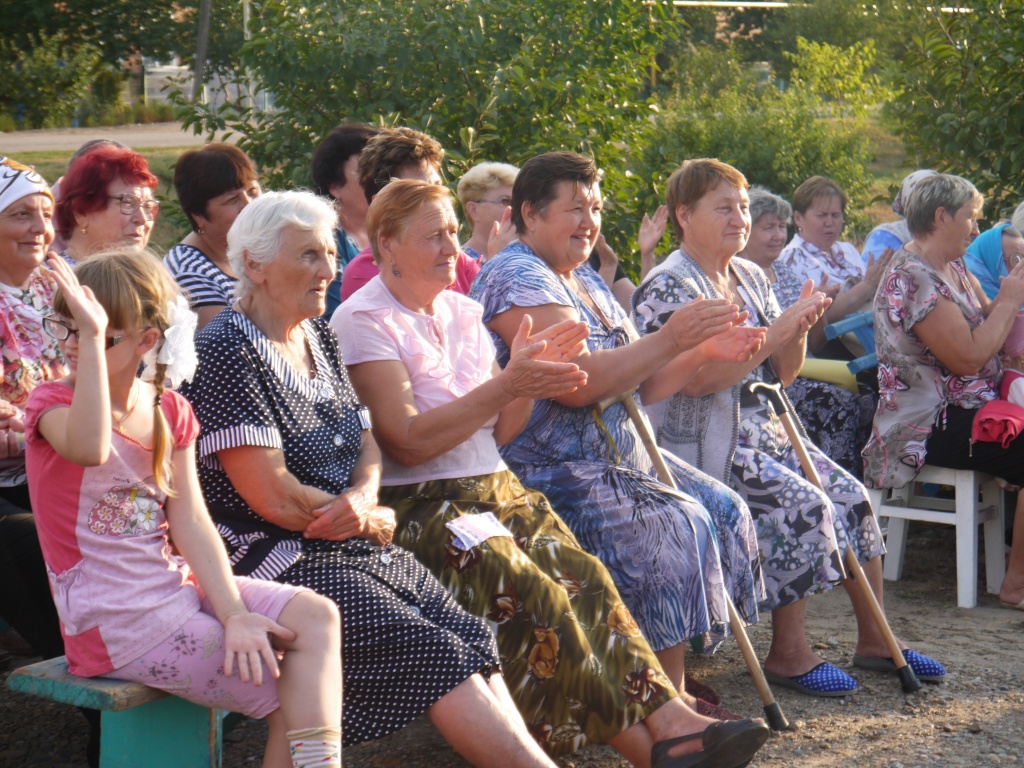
[501,315,589,399]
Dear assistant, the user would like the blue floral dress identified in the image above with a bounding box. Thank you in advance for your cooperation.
[632,251,885,611]
[471,243,763,651]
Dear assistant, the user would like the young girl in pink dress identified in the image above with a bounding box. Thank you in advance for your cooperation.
[25,249,343,768]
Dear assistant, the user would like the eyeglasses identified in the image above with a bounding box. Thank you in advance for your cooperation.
[477,197,513,207]
[43,317,140,350]
[108,194,161,220]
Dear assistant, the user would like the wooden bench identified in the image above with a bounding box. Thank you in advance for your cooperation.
[6,656,224,767]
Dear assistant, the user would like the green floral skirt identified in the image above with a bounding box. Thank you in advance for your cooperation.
[381,470,676,756]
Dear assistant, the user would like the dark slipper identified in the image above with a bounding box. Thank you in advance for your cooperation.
[764,662,858,698]
[651,718,770,768]
[853,649,946,682]
[685,677,722,706]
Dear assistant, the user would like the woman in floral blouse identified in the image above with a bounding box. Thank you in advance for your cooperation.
[776,176,892,361]
[863,173,1024,611]
[0,157,68,663]
[632,158,945,698]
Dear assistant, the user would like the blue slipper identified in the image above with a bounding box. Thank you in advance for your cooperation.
[764,662,859,697]
[853,649,946,682]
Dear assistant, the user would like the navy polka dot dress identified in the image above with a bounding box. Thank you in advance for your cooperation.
[179,309,499,746]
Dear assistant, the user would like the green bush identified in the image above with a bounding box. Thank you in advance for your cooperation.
[890,2,1024,219]
[633,42,876,250]
[74,64,127,126]
[0,35,101,128]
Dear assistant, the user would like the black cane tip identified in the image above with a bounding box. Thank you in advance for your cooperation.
[764,701,790,732]
[898,665,923,693]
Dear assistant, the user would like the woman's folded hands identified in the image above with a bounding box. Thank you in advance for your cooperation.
[306,486,397,546]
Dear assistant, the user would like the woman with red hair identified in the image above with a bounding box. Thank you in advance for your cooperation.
[54,146,160,265]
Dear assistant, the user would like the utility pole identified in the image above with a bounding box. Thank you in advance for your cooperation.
[192,0,213,102]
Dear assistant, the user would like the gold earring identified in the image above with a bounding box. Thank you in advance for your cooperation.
[80,225,88,234]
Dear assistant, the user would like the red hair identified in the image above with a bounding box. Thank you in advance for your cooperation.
[55,146,158,240]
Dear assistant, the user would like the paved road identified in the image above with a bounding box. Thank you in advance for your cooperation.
[0,122,229,153]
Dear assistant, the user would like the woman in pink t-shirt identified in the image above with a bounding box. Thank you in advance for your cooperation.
[25,250,343,768]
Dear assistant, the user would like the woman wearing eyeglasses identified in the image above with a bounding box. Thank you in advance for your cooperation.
[53,145,160,266]
[456,162,518,262]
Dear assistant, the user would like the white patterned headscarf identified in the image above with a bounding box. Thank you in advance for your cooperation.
[0,156,53,214]
[892,169,937,217]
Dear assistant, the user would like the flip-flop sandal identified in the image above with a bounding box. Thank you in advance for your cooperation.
[764,662,858,697]
[651,718,771,768]
[999,598,1024,611]
[853,649,946,682]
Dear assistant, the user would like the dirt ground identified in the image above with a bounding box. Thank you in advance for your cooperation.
[2,522,1022,767]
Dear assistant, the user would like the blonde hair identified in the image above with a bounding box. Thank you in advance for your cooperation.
[54,248,184,495]
[456,162,519,226]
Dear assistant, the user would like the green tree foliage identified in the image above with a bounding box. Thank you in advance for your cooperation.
[742,0,920,83]
[0,1,243,75]
[175,0,674,253]
[0,36,102,128]
[634,43,876,238]
[786,38,891,120]
[891,2,1024,219]
[0,1,244,129]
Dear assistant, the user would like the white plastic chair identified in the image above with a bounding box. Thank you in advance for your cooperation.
[867,465,1006,608]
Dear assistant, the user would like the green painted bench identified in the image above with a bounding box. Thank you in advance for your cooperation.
[6,656,224,767]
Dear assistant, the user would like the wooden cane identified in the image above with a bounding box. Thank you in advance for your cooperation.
[745,381,922,694]
[595,390,791,730]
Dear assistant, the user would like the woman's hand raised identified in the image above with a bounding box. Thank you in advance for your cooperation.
[500,314,589,399]
[44,254,107,339]
[996,258,1024,308]
[863,247,895,292]
[771,279,831,345]
[484,206,517,262]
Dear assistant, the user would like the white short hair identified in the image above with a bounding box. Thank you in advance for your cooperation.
[227,190,336,299]
[1012,200,1024,234]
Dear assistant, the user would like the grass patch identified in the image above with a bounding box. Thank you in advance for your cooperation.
[19,147,191,254]
[861,118,909,232]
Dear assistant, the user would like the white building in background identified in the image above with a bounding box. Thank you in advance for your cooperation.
[140,58,272,111]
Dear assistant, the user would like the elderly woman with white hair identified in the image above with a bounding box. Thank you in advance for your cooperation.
[179,190,560,768]
[456,161,519,261]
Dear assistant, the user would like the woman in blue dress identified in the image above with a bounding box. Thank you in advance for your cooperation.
[470,152,766,707]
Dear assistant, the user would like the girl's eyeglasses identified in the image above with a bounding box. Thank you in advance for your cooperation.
[43,317,141,350]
